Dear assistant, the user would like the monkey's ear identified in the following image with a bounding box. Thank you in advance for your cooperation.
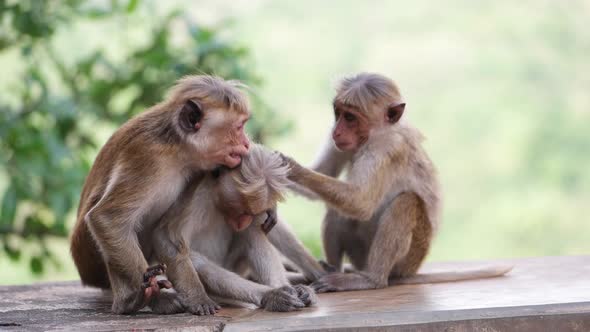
[386,103,405,124]
[179,100,203,132]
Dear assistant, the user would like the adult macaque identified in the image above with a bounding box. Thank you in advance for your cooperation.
[283,73,511,292]
[70,75,251,314]
[153,144,317,312]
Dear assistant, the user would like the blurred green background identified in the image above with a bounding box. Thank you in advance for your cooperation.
[1,0,589,285]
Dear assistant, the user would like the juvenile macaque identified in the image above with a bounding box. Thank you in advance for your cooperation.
[153,144,318,312]
[284,73,511,292]
[70,75,251,314]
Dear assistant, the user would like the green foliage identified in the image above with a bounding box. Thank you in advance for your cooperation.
[0,0,289,274]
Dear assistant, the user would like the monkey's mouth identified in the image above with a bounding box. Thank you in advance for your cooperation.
[228,214,253,232]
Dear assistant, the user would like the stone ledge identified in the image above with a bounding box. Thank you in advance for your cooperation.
[1,256,589,331]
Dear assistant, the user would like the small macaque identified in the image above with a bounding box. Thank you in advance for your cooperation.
[283,73,511,292]
[70,75,251,314]
[153,144,318,312]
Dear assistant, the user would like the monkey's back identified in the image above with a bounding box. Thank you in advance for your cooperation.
[70,109,167,289]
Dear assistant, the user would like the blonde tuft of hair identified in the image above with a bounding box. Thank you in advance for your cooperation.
[334,72,402,114]
[227,144,291,207]
[167,75,250,113]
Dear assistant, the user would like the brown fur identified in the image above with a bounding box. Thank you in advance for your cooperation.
[285,73,510,293]
[70,75,251,314]
[151,144,317,312]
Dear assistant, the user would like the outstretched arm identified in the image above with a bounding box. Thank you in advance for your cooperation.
[284,154,397,221]
[287,138,351,200]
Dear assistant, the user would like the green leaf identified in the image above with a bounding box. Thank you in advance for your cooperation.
[126,0,139,13]
[3,241,22,262]
[30,256,44,274]
[0,186,17,226]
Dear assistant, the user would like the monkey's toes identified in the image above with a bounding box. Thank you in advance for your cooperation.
[261,286,305,312]
[293,284,317,306]
[185,297,220,316]
[189,303,220,316]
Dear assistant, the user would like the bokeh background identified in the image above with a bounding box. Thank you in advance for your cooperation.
[1,0,589,284]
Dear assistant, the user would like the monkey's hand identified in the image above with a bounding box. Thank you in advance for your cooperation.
[142,264,173,306]
[260,286,305,312]
[261,207,278,234]
[277,152,304,179]
[149,291,185,315]
[292,284,317,307]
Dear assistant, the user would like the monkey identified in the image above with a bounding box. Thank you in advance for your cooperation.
[282,72,512,293]
[70,75,252,314]
[152,144,318,312]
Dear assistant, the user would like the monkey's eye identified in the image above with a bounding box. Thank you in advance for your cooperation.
[343,112,356,122]
[180,100,203,132]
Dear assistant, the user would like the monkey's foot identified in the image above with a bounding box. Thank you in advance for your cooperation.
[149,291,185,315]
[182,295,221,316]
[261,286,305,312]
[292,284,317,306]
[311,272,380,293]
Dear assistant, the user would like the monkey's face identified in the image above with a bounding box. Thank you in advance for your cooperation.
[222,203,269,232]
[179,100,251,169]
[332,103,370,152]
[215,175,274,232]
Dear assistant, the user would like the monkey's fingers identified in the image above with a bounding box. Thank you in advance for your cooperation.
[261,209,278,234]
[293,284,317,306]
[157,279,173,289]
[142,281,160,308]
[277,152,292,167]
[143,264,167,282]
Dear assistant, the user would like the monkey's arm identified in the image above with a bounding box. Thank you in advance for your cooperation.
[285,156,395,221]
[236,225,316,309]
[267,218,326,281]
[310,138,352,176]
[287,140,351,199]
[152,229,219,315]
[189,251,272,306]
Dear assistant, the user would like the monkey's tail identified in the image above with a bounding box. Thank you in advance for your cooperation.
[394,265,513,285]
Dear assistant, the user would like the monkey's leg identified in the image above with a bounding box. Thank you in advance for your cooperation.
[152,230,219,316]
[267,217,326,282]
[190,252,307,312]
[86,202,152,314]
[241,226,317,308]
[312,192,420,293]
[321,209,346,271]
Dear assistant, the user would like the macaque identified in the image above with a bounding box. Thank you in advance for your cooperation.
[283,72,511,293]
[70,75,251,314]
[152,144,317,312]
